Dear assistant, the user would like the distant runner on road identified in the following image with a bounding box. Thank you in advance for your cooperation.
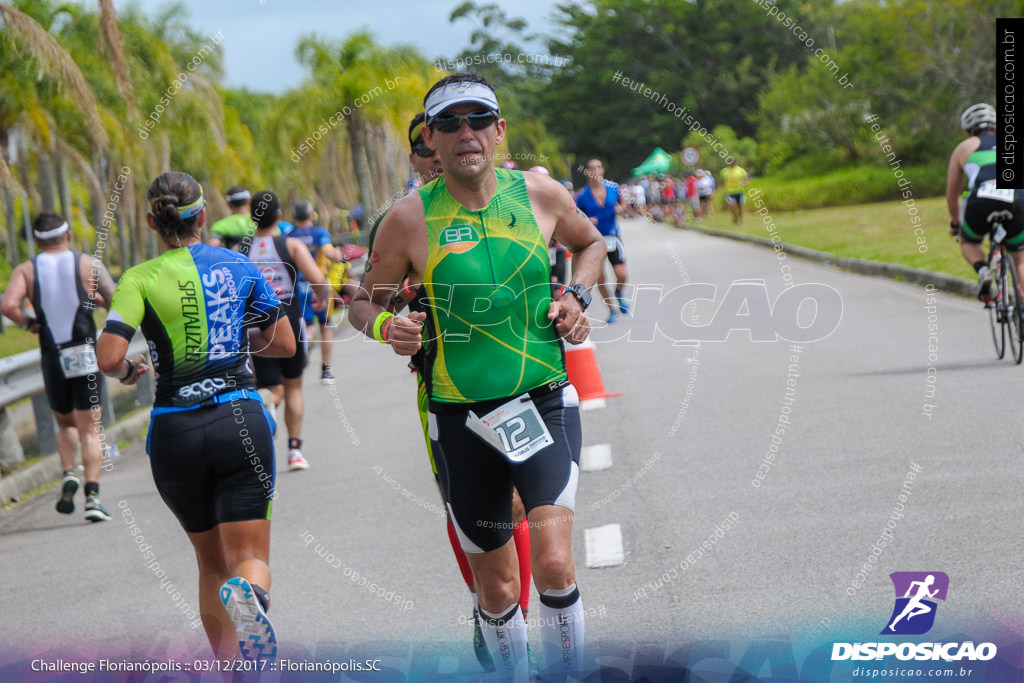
[208,185,256,250]
[288,199,343,384]
[240,191,328,472]
[720,160,749,225]
[576,157,629,323]
[1,213,116,522]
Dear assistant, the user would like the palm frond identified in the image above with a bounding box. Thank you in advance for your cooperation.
[98,0,140,120]
[0,3,108,150]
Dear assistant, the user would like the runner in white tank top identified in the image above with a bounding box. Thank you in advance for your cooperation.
[0,213,117,521]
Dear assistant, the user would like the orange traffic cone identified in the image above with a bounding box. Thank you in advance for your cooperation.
[565,337,621,403]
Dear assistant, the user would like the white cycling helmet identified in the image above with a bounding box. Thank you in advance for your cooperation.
[961,103,996,134]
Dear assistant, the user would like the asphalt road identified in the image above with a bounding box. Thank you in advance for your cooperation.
[1,215,1021,680]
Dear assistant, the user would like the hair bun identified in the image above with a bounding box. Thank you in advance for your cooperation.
[161,203,181,221]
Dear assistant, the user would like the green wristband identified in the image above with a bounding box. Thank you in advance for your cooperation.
[372,311,395,343]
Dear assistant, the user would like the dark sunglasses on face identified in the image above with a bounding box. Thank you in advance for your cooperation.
[411,139,435,157]
[429,111,499,133]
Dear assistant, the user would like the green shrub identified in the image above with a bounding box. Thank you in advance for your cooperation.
[747,165,946,211]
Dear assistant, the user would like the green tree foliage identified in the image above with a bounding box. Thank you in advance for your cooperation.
[756,0,1017,173]
[680,125,758,177]
[442,1,570,176]
[0,0,439,266]
[541,0,809,181]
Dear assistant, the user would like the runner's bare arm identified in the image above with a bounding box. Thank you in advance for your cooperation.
[527,174,605,343]
[0,264,36,330]
[96,332,149,385]
[288,237,330,306]
[250,316,297,358]
[84,255,116,310]
[946,139,974,228]
[349,195,427,355]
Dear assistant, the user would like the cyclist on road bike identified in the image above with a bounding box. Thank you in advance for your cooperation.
[947,103,1024,301]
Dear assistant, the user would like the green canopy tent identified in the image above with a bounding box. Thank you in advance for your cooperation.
[631,147,673,176]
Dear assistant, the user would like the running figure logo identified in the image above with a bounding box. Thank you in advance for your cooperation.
[881,572,949,635]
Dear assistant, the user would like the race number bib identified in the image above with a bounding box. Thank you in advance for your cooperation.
[58,343,99,379]
[977,180,1015,203]
[604,236,619,252]
[466,394,554,463]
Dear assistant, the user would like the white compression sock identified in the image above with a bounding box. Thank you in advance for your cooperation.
[478,602,529,681]
[538,583,585,675]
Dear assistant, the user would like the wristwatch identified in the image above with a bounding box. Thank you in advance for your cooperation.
[562,284,592,311]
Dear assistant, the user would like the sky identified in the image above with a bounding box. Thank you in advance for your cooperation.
[109,0,562,93]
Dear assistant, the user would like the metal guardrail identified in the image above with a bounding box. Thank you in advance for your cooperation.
[0,337,153,458]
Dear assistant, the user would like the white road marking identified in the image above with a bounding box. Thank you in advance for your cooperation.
[585,523,624,568]
[581,443,612,471]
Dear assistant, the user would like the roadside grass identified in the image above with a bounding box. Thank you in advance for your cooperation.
[683,194,972,281]
[0,326,37,356]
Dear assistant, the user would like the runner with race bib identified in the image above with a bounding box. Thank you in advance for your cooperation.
[576,157,629,323]
[350,75,606,680]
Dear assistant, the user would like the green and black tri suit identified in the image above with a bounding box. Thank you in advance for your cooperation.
[960,132,1024,248]
[103,243,284,532]
[417,169,581,553]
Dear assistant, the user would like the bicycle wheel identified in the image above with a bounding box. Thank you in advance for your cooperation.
[990,258,1006,359]
[1006,252,1024,364]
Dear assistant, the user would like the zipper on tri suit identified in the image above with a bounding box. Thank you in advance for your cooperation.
[478,210,498,286]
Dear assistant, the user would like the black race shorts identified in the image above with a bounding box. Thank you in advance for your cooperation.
[252,315,306,386]
[147,400,275,533]
[961,188,1024,251]
[429,381,582,553]
[605,236,627,266]
[40,346,102,415]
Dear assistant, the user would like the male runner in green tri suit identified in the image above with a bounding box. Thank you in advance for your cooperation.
[351,74,605,680]
[366,113,531,672]
[209,185,255,250]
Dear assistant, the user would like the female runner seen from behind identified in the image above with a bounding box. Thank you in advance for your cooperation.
[96,171,295,662]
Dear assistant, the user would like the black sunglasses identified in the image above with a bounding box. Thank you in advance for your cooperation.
[429,111,499,133]
[411,139,435,157]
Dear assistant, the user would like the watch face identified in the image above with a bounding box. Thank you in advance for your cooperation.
[568,285,590,308]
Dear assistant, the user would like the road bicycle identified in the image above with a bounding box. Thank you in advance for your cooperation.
[984,222,1024,364]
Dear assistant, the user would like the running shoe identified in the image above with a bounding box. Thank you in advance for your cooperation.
[977,266,994,302]
[321,366,336,385]
[472,609,496,672]
[618,296,630,315]
[288,449,310,471]
[56,470,78,514]
[220,577,277,662]
[606,310,619,324]
[84,495,111,522]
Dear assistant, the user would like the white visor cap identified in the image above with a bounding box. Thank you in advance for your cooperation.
[424,81,500,121]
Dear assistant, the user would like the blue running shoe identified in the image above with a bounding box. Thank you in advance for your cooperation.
[618,296,630,314]
[84,495,111,522]
[607,310,619,324]
[221,577,277,662]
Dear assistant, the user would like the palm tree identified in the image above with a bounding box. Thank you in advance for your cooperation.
[296,31,434,220]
